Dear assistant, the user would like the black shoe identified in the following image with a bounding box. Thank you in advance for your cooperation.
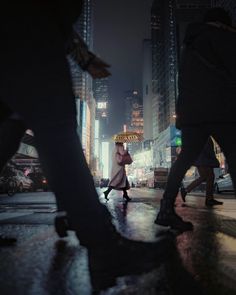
[180,187,187,202]
[155,211,193,232]
[123,194,131,202]
[205,198,223,207]
[0,236,17,246]
[55,215,70,238]
[104,191,109,201]
[87,233,175,292]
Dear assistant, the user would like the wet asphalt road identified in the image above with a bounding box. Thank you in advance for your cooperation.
[0,188,236,295]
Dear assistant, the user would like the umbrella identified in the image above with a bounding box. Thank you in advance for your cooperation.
[112,131,143,143]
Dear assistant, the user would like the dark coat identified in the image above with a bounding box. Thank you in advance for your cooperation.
[194,137,220,168]
[176,22,236,129]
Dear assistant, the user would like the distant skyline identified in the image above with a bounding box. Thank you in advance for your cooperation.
[93,0,153,136]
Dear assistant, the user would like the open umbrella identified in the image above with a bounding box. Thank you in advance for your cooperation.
[112,131,143,143]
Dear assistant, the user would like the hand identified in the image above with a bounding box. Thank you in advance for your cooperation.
[87,56,111,79]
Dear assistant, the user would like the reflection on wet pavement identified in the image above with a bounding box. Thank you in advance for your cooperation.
[0,189,236,294]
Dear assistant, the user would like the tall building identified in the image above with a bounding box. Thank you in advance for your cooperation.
[68,0,97,171]
[124,90,143,132]
[93,77,110,140]
[142,39,153,140]
[150,0,211,168]
[151,0,177,136]
[124,90,144,153]
[151,0,178,168]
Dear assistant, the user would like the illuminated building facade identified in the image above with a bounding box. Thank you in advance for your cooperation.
[150,0,212,168]
[125,90,143,134]
[93,77,110,140]
[68,0,97,169]
[142,39,153,141]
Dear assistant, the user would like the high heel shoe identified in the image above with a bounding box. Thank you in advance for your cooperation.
[104,191,109,201]
[123,195,131,202]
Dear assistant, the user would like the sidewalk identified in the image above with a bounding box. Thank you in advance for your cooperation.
[0,189,236,294]
[132,187,236,292]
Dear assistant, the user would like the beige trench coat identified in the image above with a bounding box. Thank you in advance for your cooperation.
[108,145,130,190]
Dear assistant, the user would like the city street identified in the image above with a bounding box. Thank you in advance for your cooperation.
[0,188,236,295]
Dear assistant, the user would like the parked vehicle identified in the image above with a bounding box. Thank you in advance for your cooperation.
[215,173,235,194]
[28,172,48,191]
[13,170,33,192]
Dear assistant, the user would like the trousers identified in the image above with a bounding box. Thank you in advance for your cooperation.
[163,124,236,206]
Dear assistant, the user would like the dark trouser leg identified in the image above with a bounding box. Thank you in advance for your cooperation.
[122,189,127,196]
[104,187,112,200]
[0,118,26,172]
[202,167,215,197]
[161,127,209,209]
[104,187,112,195]
[1,56,113,247]
[32,118,113,245]
[211,124,236,194]
[186,167,206,193]
[122,188,131,201]
[155,126,209,230]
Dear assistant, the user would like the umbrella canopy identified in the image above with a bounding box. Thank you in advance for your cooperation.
[112,131,143,143]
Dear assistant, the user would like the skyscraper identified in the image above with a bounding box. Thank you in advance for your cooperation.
[142,39,153,140]
[150,0,211,168]
[69,0,96,169]
[93,77,110,140]
[124,90,143,136]
[151,0,178,168]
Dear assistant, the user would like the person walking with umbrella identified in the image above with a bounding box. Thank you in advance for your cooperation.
[104,142,132,201]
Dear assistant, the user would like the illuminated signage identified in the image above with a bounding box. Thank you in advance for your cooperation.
[97,102,107,109]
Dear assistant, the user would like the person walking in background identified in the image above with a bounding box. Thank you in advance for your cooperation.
[155,8,236,232]
[180,137,223,207]
[104,142,132,202]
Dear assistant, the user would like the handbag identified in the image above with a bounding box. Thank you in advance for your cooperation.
[116,151,133,166]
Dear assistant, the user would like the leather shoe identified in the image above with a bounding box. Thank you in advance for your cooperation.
[88,233,175,292]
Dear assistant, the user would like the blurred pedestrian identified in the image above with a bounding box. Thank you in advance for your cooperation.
[103,142,132,202]
[155,8,236,231]
[0,1,172,279]
[180,137,223,206]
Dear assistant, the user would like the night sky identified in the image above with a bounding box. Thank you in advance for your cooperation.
[93,0,153,136]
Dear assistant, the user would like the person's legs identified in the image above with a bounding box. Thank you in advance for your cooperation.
[180,166,206,202]
[204,166,223,206]
[211,124,236,195]
[1,51,115,246]
[204,167,215,197]
[122,188,131,201]
[155,126,209,230]
[186,167,207,193]
[104,187,112,200]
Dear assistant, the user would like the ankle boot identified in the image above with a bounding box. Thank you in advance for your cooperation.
[123,194,131,202]
[180,187,187,202]
[205,197,223,206]
[155,199,193,232]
